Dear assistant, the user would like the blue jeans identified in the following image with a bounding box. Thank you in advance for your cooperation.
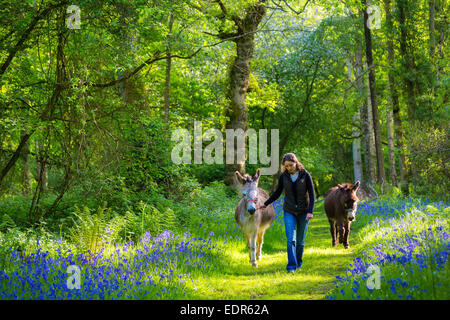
[283,211,309,272]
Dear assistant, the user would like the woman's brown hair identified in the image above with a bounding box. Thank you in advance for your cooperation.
[281,153,305,173]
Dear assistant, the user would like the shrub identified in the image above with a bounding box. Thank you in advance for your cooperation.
[189,163,225,186]
[405,121,449,201]
[0,194,31,227]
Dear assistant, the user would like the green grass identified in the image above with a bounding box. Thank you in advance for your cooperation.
[182,201,363,300]
[2,188,447,300]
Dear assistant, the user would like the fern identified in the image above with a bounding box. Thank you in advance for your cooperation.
[0,214,16,232]
[164,208,177,232]
[69,201,110,254]
[149,205,162,235]
[124,210,138,241]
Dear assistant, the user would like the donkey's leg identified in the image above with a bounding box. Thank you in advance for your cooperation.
[249,233,258,267]
[337,222,344,244]
[245,234,252,262]
[329,219,338,247]
[256,229,265,260]
[344,221,351,249]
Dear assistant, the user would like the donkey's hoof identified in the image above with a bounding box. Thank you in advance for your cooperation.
[252,261,258,267]
[332,243,338,247]
[344,245,350,249]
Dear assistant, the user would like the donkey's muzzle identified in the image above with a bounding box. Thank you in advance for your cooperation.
[248,207,256,215]
[346,208,356,221]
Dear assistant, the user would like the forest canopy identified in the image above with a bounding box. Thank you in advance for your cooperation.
[0,0,448,223]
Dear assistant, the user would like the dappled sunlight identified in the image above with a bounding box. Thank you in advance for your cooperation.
[183,198,360,299]
[185,267,333,300]
[186,198,449,300]
[306,247,356,256]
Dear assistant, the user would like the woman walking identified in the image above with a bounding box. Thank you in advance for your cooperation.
[257,153,315,273]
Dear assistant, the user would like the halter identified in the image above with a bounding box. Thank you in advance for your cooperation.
[247,199,258,205]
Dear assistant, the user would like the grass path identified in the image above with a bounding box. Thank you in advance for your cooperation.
[183,201,364,300]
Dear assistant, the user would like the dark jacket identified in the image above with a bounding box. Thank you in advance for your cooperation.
[264,169,316,216]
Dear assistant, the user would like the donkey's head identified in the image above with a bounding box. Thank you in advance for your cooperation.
[235,168,261,215]
[338,180,360,221]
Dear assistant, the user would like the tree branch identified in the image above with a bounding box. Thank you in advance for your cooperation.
[0,0,69,79]
[90,47,203,88]
[271,0,311,15]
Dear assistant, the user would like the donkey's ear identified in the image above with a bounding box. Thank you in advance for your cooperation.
[235,171,246,185]
[253,168,261,181]
[352,180,360,191]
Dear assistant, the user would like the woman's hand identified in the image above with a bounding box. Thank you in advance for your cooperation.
[306,213,313,221]
[256,205,267,210]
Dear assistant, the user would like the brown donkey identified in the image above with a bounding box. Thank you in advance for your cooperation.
[234,168,275,267]
[324,181,360,249]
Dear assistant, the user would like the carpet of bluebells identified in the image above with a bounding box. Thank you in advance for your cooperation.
[326,197,450,300]
[2,192,448,300]
[0,229,221,299]
[0,193,279,300]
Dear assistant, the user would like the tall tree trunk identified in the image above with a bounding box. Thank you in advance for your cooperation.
[352,113,363,183]
[346,58,363,184]
[397,0,419,181]
[224,42,251,186]
[117,3,142,105]
[387,107,397,186]
[386,0,407,193]
[365,65,377,185]
[397,0,417,122]
[384,0,401,188]
[30,135,49,222]
[363,0,386,186]
[355,38,371,187]
[393,106,408,195]
[224,2,266,186]
[436,0,445,84]
[428,0,440,100]
[429,0,436,58]
[164,4,174,123]
[35,140,48,193]
[20,130,32,195]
